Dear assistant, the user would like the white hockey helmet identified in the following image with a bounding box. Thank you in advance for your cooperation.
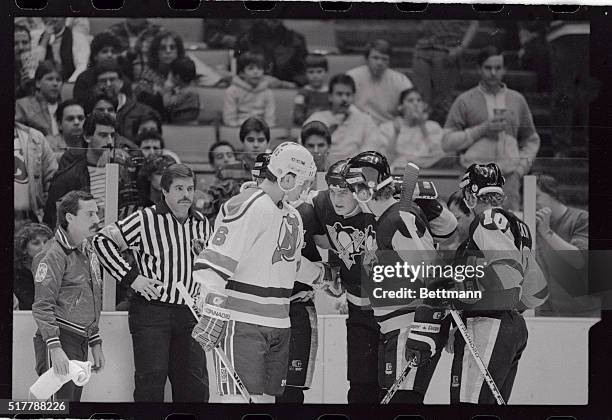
[267,142,317,187]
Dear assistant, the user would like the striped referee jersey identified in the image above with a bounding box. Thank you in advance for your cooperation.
[93,199,211,305]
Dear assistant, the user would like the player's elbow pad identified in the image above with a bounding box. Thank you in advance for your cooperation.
[193,269,226,294]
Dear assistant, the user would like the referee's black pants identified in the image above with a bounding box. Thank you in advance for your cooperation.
[129,297,209,402]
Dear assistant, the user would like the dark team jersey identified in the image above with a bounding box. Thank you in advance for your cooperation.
[311,190,377,306]
[372,201,438,333]
[455,207,533,312]
[292,201,322,301]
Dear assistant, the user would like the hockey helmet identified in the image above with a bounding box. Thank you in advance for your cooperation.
[267,142,317,188]
[341,151,392,202]
[459,163,505,196]
[251,152,271,179]
[325,159,350,188]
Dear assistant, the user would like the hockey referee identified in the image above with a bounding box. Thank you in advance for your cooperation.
[93,163,211,402]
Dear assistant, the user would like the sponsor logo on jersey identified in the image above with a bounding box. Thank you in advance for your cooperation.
[272,213,301,264]
[326,223,376,270]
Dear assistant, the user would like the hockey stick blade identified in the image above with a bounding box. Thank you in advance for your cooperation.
[176,282,254,403]
[449,309,506,405]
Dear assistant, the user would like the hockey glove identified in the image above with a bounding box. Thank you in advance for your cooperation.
[413,180,438,200]
[191,291,230,352]
[404,303,448,367]
[320,262,344,298]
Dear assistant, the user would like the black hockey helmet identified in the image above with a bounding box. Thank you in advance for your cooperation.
[341,151,392,202]
[252,152,271,179]
[459,163,505,196]
[325,159,350,188]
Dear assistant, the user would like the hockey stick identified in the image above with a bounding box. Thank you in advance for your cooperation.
[448,309,506,405]
[175,282,254,404]
[380,356,418,404]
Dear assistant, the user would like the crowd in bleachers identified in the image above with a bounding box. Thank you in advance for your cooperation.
[13,18,594,316]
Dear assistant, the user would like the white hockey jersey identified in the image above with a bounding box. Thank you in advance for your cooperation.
[194,188,304,328]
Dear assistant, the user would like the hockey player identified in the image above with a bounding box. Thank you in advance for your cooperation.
[405,163,535,404]
[340,151,457,403]
[309,158,381,403]
[191,142,322,403]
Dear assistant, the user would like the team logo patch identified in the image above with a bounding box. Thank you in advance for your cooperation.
[327,223,376,270]
[452,375,460,387]
[34,263,48,283]
[291,359,303,372]
[272,213,300,264]
[191,238,207,256]
[385,362,393,375]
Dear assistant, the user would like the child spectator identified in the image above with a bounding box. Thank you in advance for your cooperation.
[379,88,446,170]
[163,56,200,123]
[13,222,53,310]
[15,60,63,137]
[223,52,275,127]
[305,74,381,162]
[293,54,330,125]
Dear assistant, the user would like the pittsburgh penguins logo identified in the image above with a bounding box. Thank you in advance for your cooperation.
[272,213,300,264]
[327,223,376,270]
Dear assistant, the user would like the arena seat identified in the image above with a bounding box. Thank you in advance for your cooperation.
[196,87,226,123]
[90,18,204,44]
[218,126,290,151]
[273,89,298,128]
[326,54,364,76]
[161,124,217,165]
[188,49,232,70]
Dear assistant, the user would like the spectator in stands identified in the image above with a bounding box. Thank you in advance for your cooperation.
[236,19,308,87]
[14,122,58,224]
[412,20,479,124]
[107,18,163,78]
[300,120,332,172]
[163,56,200,123]
[46,99,86,162]
[15,24,38,99]
[305,74,381,162]
[534,174,597,317]
[44,112,118,228]
[238,117,272,171]
[13,222,53,310]
[136,112,164,137]
[517,22,551,92]
[85,92,139,151]
[135,154,177,209]
[378,88,446,170]
[293,54,330,126]
[547,21,595,158]
[73,32,132,106]
[209,141,238,170]
[203,19,254,49]
[35,17,90,82]
[346,39,413,125]
[133,30,186,117]
[94,60,159,141]
[223,51,275,127]
[135,130,181,163]
[442,46,540,210]
[15,60,63,137]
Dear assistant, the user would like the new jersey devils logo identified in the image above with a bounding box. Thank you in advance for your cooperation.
[327,223,376,270]
[272,213,300,264]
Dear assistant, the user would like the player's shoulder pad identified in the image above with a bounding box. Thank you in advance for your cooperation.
[221,188,266,223]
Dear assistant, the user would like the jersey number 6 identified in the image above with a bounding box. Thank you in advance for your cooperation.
[211,226,229,246]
